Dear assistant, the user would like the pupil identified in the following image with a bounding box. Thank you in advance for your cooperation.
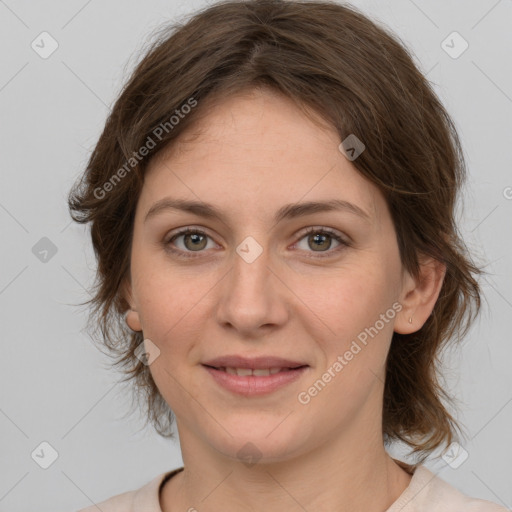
[187,233,206,250]
[311,233,330,251]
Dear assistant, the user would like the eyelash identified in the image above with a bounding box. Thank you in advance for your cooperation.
[163,226,350,259]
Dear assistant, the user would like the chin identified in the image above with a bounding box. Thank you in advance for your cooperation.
[203,416,313,465]
[218,438,302,466]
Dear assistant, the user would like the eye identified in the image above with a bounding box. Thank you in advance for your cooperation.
[164,228,217,258]
[293,227,350,258]
[163,226,350,259]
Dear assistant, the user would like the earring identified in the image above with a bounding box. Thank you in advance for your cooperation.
[408,317,413,324]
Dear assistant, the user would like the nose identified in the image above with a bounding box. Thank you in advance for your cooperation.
[215,240,290,338]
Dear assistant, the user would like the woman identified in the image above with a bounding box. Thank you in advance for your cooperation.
[68,1,508,510]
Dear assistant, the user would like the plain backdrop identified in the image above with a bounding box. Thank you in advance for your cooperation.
[0,0,511,510]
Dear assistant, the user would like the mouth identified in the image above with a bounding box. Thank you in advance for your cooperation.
[202,355,308,370]
[203,365,307,376]
[201,357,309,395]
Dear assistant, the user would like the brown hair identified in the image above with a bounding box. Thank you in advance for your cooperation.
[68,0,485,463]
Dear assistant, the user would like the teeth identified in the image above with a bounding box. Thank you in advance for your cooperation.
[253,368,270,376]
[222,367,286,376]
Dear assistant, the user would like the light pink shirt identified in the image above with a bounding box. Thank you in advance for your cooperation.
[76,465,509,511]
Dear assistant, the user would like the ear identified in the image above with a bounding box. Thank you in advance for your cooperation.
[121,277,143,332]
[394,255,446,334]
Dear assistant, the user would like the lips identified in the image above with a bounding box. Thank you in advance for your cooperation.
[202,355,309,395]
[202,355,307,370]
[219,367,291,376]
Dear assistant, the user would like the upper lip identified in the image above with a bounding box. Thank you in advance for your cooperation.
[202,355,308,370]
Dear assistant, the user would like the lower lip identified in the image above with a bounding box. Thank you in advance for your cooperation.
[203,365,309,395]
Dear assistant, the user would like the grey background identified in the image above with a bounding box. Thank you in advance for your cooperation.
[0,0,511,510]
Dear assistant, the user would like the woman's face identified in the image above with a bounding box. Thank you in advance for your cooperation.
[125,88,418,463]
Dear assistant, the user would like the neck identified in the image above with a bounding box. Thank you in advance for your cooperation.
[161,430,413,512]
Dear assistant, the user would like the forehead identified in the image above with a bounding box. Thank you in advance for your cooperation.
[153,88,336,162]
[140,88,382,224]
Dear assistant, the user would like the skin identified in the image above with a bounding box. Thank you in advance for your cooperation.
[124,87,446,512]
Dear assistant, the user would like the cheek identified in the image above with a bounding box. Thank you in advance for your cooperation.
[302,261,395,341]
[296,267,397,421]
[130,263,222,379]
[134,269,211,410]
[137,280,205,344]
[303,271,398,407]
[130,242,213,328]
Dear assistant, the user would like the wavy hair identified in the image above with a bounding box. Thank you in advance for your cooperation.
[68,0,485,463]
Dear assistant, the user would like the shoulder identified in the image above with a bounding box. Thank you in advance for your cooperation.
[75,470,179,512]
[391,465,509,512]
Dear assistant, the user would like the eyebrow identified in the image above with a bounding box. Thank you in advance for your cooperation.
[144,197,371,225]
